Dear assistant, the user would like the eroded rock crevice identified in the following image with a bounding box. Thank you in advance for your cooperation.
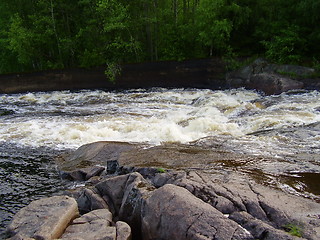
[6,141,320,240]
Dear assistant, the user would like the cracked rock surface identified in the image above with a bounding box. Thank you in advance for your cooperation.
[142,184,253,240]
[6,196,79,240]
[7,141,320,240]
[60,141,320,239]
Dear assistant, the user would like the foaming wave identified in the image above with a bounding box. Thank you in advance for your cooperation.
[1,88,319,151]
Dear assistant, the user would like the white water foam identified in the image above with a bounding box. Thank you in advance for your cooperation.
[0,89,319,152]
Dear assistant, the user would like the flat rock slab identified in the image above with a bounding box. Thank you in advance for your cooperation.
[61,141,320,200]
[6,195,79,240]
[57,141,140,171]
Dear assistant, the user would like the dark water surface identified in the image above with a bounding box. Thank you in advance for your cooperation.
[0,143,69,238]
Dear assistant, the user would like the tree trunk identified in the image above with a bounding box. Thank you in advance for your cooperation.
[50,0,62,65]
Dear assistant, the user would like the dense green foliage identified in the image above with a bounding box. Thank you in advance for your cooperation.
[0,0,319,74]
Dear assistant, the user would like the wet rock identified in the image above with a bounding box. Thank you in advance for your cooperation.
[226,58,316,94]
[0,108,14,116]
[6,196,79,240]
[60,209,116,240]
[57,141,139,171]
[117,143,250,171]
[61,165,105,181]
[248,73,303,95]
[116,221,132,240]
[58,141,315,181]
[141,184,254,240]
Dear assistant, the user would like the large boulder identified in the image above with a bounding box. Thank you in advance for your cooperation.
[268,64,315,77]
[152,170,320,239]
[6,196,79,240]
[95,172,154,238]
[226,58,317,94]
[71,187,110,214]
[118,173,154,229]
[95,174,132,216]
[248,73,303,95]
[141,184,254,240]
[60,209,116,240]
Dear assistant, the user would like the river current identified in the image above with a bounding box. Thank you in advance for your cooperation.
[0,88,320,237]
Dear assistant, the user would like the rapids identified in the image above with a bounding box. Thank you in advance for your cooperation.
[1,88,319,149]
[0,88,320,237]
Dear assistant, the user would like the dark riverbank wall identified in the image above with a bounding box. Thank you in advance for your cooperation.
[0,59,226,94]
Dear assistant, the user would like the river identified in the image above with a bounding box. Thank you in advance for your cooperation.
[0,88,320,237]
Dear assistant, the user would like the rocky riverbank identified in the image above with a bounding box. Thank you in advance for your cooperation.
[0,58,319,95]
[226,58,320,95]
[6,141,320,240]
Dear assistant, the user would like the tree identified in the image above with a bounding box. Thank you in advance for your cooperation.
[195,0,250,57]
[0,0,319,75]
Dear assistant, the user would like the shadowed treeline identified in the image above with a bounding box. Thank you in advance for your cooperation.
[0,59,226,93]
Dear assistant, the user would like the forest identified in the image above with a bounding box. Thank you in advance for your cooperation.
[0,0,319,74]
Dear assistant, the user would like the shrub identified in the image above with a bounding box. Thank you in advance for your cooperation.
[283,223,303,237]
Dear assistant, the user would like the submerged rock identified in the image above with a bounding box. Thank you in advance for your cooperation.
[0,109,15,116]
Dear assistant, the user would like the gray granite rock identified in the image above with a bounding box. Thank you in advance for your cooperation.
[6,196,79,240]
[75,188,109,214]
[60,209,115,240]
[116,221,132,240]
[141,184,254,240]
